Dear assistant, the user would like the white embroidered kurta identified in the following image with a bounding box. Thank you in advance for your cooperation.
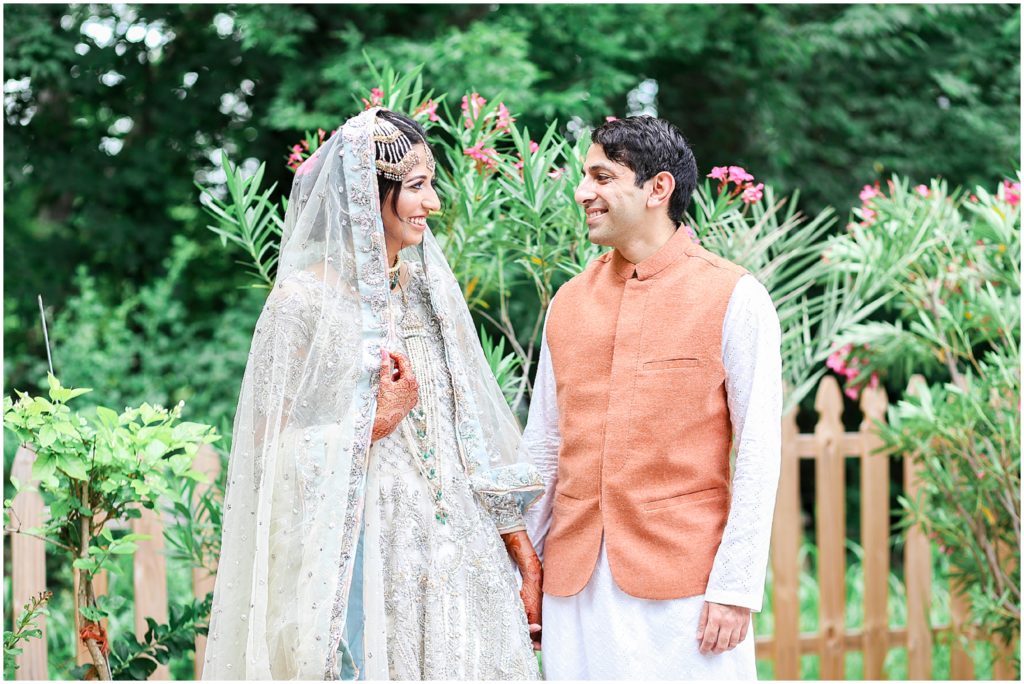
[523,274,782,680]
[357,267,540,680]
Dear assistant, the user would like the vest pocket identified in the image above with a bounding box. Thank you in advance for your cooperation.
[643,486,726,512]
[642,357,702,371]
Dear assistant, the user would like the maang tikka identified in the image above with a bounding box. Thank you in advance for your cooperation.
[372,115,436,181]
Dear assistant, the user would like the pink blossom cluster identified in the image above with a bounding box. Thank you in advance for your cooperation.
[851,182,885,230]
[826,343,879,400]
[461,93,488,128]
[362,86,385,110]
[707,166,763,204]
[459,92,526,175]
[413,99,440,123]
[464,142,499,172]
[513,140,541,170]
[287,128,328,172]
[1002,179,1020,206]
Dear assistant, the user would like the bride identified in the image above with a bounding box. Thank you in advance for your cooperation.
[202,108,545,680]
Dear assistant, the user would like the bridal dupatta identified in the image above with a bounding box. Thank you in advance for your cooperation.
[202,108,543,680]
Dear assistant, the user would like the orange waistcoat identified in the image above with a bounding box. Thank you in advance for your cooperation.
[543,227,747,600]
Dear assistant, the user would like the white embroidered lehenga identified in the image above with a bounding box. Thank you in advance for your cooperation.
[202,108,543,680]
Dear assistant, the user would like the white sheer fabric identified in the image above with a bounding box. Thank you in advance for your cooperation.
[203,108,543,680]
[523,274,781,679]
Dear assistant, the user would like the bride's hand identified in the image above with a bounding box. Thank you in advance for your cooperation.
[371,350,418,442]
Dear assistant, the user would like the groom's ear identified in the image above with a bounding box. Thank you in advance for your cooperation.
[646,170,676,210]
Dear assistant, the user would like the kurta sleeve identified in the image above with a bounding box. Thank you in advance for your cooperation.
[521,310,561,562]
[704,275,782,613]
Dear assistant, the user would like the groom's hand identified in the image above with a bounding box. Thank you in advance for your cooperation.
[501,530,543,650]
[697,601,751,655]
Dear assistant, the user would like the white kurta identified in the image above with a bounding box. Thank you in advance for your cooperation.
[523,274,782,680]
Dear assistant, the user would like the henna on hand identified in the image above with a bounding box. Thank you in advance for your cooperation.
[502,530,543,650]
[371,350,419,442]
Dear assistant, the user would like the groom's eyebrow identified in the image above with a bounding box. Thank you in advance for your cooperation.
[587,163,616,175]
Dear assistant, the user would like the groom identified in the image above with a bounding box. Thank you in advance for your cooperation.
[522,116,781,679]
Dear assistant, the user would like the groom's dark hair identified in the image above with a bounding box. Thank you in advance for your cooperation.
[591,116,698,227]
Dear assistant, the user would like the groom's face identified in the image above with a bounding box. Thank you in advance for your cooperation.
[575,144,649,249]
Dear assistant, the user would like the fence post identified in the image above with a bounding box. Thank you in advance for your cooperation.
[192,444,222,679]
[9,446,49,680]
[132,504,170,679]
[814,377,846,679]
[903,375,933,680]
[859,385,890,679]
[771,404,801,679]
[947,577,975,679]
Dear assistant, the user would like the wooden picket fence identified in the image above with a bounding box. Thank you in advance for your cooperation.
[5,375,1020,680]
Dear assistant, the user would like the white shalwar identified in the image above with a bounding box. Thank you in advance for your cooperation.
[523,274,782,680]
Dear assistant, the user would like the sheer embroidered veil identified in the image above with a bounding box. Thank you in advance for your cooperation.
[202,108,543,679]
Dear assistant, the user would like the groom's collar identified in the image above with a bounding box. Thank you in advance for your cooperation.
[609,226,694,281]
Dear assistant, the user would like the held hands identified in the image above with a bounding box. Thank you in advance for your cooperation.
[371,350,418,442]
[501,530,543,651]
[697,601,751,655]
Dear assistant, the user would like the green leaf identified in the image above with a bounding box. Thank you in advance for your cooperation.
[72,557,98,572]
[58,457,89,481]
[95,406,120,428]
[80,605,106,621]
[37,425,57,448]
[29,455,57,485]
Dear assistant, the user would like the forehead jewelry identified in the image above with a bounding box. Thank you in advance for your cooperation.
[372,117,435,181]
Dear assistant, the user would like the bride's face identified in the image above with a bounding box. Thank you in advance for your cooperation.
[381,143,441,255]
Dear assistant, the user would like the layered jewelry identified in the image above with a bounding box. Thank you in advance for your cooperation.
[372,114,436,181]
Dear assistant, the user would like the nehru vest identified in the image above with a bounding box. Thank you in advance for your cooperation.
[543,227,747,600]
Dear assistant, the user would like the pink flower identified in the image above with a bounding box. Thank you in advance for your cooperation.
[741,182,764,204]
[915,184,930,197]
[708,166,730,182]
[728,166,754,183]
[969,194,979,202]
[495,103,514,132]
[869,372,880,389]
[826,344,852,373]
[362,86,385,109]
[462,93,487,127]
[859,184,880,203]
[516,141,540,171]
[844,366,860,381]
[548,167,566,180]
[605,116,618,122]
[861,207,877,224]
[1003,180,1020,206]
[414,99,440,123]
[844,386,860,400]
[464,142,498,171]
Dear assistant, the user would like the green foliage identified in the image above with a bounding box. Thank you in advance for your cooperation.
[6,4,1019,401]
[3,375,218,561]
[3,375,217,677]
[13,235,261,431]
[199,157,284,289]
[3,591,52,679]
[829,176,1021,651]
[203,63,918,413]
[106,592,213,680]
[691,176,931,410]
